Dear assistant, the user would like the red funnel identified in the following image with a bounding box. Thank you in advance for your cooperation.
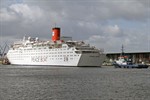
[52,27,60,41]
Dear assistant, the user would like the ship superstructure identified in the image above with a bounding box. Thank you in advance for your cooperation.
[7,27,105,66]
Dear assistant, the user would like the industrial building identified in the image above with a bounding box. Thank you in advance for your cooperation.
[106,52,150,65]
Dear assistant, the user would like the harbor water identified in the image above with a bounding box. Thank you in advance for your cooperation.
[0,65,150,100]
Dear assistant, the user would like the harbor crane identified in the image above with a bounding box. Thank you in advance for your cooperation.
[0,43,9,58]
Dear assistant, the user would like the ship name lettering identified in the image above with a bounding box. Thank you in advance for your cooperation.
[31,56,48,62]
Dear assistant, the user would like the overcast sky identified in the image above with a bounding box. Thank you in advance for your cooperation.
[0,0,150,53]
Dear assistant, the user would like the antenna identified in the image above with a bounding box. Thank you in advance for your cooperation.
[54,23,57,28]
[121,44,124,56]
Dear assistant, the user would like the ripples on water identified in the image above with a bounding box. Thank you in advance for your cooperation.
[0,65,150,100]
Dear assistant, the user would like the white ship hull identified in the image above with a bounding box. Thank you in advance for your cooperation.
[7,49,105,67]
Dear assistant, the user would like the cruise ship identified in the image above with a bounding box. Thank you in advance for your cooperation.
[7,27,106,66]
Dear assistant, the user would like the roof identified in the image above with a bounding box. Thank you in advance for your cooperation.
[106,51,150,54]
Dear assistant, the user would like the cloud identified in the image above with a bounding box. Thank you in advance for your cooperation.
[19,0,149,23]
[0,0,150,53]
[0,8,17,21]
[86,28,150,53]
[0,3,44,22]
[102,25,122,36]
[106,0,148,21]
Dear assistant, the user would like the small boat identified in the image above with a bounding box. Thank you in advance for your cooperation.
[113,56,149,69]
[2,58,10,65]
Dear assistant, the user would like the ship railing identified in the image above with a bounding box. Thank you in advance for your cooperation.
[75,47,94,50]
[14,40,23,44]
[75,51,82,54]
[75,49,99,53]
[98,48,104,53]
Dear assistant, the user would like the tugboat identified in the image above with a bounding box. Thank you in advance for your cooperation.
[113,45,149,69]
[113,56,148,68]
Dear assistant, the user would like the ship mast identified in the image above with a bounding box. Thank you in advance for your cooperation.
[121,44,124,56]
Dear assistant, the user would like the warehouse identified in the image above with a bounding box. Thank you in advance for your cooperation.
[106,52,150,65]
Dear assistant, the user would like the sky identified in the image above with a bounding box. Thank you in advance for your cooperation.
[0,0,150,53]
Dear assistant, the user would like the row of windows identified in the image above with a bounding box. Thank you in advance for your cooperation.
[8,55,80,58]
[13,48,74,52]
[9,52,75,55]
[10,51,74,54]
[9,53,79,56]
[50,58,74,60]
[10,58,24,60]
[10,57,77,61]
